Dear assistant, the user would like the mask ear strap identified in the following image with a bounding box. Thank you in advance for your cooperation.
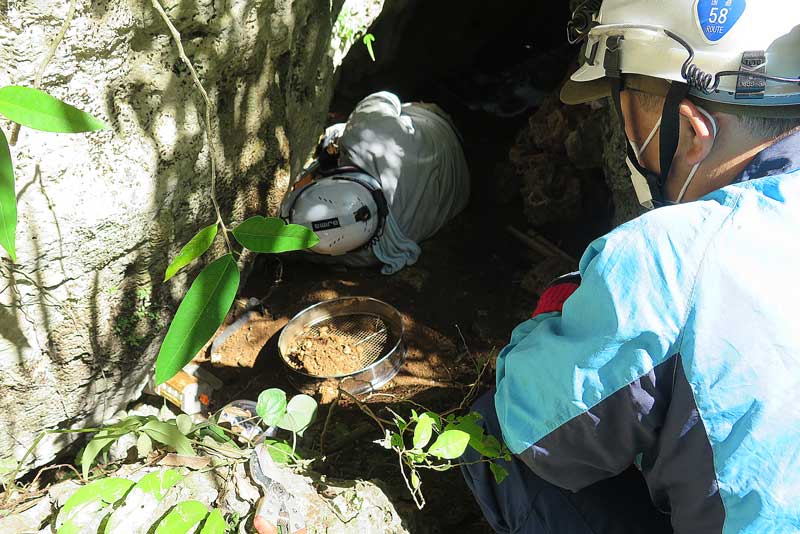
[673,107,717,204]
[638,116,662,157]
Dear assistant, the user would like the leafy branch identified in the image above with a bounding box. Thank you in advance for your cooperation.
[0,385,319,531]
[150,0,321,387]
[374,409,512,509]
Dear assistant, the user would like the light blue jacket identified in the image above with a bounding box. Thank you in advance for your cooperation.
[496,132,800,534]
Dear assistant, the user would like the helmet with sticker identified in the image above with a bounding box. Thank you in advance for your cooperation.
[281,171,385,256]
[564,0,800,114]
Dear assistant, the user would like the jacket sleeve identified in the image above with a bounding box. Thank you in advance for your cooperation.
[494,207,715,491]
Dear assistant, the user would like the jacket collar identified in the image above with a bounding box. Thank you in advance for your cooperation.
[735,129,800,183]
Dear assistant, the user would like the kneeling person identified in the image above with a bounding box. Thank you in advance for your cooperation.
[280,91,470,274]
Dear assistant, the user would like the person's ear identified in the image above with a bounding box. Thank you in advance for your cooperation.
[678,99,715,166]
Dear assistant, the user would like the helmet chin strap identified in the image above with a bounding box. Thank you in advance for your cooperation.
[605,35,691,208]
[629,104,717,204]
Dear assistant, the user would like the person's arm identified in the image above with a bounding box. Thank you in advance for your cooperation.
[346,91,402,122]
[495,207,715,491]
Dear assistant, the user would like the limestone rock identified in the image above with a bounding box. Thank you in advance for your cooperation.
[0,0,384,475]
[507,92,642,229]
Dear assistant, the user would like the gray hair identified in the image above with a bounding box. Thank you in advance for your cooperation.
[630,90,800,141]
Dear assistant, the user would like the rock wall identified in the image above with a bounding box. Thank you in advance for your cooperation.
[0,0,382,473]
[509,95,644,232]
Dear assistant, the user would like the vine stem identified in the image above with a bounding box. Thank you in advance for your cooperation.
[150,0,234,254]
[9,0,77,146]
[337,387,391,432]
[319,389,342,456]
[1,426,109,508]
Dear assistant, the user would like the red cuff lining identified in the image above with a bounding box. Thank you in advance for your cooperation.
[532,282,580,317]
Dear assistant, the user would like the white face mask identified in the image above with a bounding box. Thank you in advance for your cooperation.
[625,107,718,208]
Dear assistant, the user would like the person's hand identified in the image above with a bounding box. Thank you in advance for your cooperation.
[253,515,307,534]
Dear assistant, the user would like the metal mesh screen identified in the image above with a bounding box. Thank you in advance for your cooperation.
[302,313,392,370]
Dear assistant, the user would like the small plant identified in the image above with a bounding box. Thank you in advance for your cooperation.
[148,0,321,388]
[255,388,318,463]
[79,412,217,479]
[113,286,160,348]
[42,386,317,533]
[154,217,319,386]
[54,469,230,533]
[0,86,108,262]
[375,408,511,509]
[363,33,376,62]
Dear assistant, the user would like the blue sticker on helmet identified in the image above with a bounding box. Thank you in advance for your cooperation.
[697,0,746,42]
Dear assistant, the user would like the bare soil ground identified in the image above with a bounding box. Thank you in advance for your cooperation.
[196,199,543,533]
[194,90,608,532]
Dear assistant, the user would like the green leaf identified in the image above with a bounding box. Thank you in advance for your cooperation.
[445,412,503,459]
[155,254,240,385]
[176,414,194,435]
[113,415,148,433]
[412,413,434,450]
[389,433,403,449]
[141,420,195,456]
[80,430,125,479]
[0,128,16,261]
[490,462,509,485]
[410,470,420,490]
[232,216,319,253]
[363,33,376,62]
[101,470,182,534]
[0,86,107,132]
[262,439,294,465]
[277,394,318,437]
[136,432,153,458]
[132,469,182,498]
[154,500,209,534]
[423,412,442,430]
[164,223,218,282]
[196,422,232,444]
[199,509,228,534]
[427,429,470,460]
[0,457,17,487]
[256,388,287,427]
[56,478,134,533]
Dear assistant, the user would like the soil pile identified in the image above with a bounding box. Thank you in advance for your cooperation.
[287,326,367,377]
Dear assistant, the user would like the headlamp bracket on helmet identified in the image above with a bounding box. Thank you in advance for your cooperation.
[736,51,767,99]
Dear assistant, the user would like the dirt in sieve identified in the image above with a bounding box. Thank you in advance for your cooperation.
[286,326,367,376]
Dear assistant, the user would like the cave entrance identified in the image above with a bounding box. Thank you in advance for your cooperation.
[229,3,632,531]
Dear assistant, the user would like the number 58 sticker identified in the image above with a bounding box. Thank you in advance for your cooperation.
[696,0,746,43]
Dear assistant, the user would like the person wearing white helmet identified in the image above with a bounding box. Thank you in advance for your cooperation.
[460,1,800,533]
[280,91,470,275]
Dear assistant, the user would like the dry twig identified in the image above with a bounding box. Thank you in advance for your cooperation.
[336,388,391,432]
[318,389,342,456]
[506,225,577,265]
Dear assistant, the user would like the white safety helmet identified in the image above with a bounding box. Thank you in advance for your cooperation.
[561,0,800,206]
[280,167,388,256]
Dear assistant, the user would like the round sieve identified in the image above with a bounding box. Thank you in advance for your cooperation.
[277,297,405,395]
